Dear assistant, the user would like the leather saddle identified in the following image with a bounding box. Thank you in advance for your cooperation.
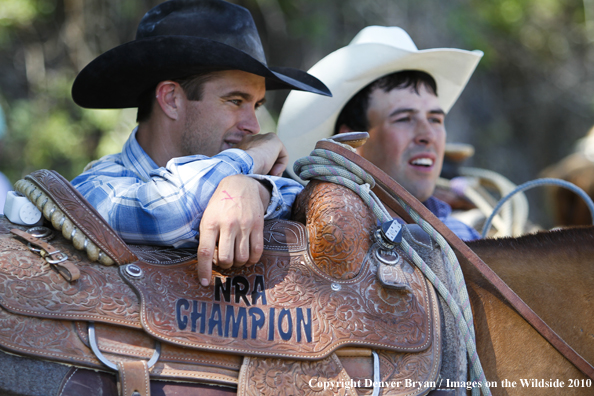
[0,169,442,396]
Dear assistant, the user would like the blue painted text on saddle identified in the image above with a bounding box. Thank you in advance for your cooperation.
[175,300,313,343]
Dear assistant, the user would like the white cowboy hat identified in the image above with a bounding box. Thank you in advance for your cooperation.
[277,25,483,182]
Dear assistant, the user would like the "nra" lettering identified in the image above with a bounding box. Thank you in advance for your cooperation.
[214,275,266,306]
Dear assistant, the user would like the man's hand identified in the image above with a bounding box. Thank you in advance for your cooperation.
[237,133,288,176]
[197,174,271,286]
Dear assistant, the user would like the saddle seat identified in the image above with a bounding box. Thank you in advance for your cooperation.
[0,170,442,396]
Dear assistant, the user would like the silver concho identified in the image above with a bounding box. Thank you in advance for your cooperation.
[125,264,143,278]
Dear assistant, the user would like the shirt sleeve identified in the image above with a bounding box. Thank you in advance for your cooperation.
[245,174,304,220]
[71,149,303,248]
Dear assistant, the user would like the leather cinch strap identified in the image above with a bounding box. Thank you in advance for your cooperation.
[117,361,150,396]
[316,140,594,381]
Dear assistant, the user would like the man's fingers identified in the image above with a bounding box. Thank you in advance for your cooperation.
[216,227,236,269]
[269,161,287,177]
[196,229,217,286]
[269,144,289,176]
[240,133,287,175]
[248,225,264,266]
[197,175,268,280]
[233,230,251,267]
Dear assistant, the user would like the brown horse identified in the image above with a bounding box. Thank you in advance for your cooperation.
[464,227,594,395]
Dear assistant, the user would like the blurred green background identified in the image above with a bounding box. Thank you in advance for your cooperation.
[1,0,593,227]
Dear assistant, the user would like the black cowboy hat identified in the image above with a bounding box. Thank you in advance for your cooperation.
[72,0,331,109]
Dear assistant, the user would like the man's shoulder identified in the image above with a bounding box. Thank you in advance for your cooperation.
[85,153,124,170]
[72,153,136,185]
[424,196,481,241]
[439,216,481,241]
[424,196,452,217]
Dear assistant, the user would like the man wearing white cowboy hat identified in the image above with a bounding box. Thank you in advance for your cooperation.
[277,25,482,241]
[71,0,330,286]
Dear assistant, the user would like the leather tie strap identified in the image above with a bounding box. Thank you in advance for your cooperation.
[315,140,594,381]
[10,228,80,282]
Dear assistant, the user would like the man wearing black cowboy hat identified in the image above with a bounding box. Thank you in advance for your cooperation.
[71,0,330,286]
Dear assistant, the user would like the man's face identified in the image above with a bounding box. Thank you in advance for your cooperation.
[356,84,446,202]
[180,70,266,157]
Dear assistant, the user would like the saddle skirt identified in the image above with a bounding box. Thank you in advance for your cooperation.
[0,170,442,396]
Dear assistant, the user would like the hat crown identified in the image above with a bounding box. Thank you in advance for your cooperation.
[136,0,267,64]
[349,26,418,52]
[71,0,330,109]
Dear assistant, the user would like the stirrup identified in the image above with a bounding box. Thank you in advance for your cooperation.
[88,322,161,371]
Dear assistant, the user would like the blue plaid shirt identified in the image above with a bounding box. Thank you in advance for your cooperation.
[424,196,481,241]
[71,128,304,248]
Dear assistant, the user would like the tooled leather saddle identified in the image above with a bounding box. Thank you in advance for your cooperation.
[0,169,443,396]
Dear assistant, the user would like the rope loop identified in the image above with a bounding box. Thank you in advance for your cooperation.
[295,148,376,189]
[482,178,594,237]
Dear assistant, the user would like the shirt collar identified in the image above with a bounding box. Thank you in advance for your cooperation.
[121,127,160,182]
[423,196,452,218]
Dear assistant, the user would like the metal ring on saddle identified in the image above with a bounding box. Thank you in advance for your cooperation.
[88,322,161,371]
[26,226,55,254]
[26,226,54,241]
[374,248,400,266]
[27,244,43,254]
[44,252,68,265]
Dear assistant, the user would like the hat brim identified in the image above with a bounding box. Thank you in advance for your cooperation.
[277,43,483,182]
[72,36,331,109]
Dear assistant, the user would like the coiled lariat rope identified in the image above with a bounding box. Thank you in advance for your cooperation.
[294,140,491,396]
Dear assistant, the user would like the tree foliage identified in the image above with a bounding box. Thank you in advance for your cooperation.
[0,0,592,225]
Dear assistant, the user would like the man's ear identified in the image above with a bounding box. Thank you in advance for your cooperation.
[337,124,355,134]
[155,81,183,120]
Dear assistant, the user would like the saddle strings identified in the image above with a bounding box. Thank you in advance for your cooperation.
[294,140,491,396]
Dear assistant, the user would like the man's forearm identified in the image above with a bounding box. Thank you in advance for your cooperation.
[72,160,302,247]
[72,152,253,247]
